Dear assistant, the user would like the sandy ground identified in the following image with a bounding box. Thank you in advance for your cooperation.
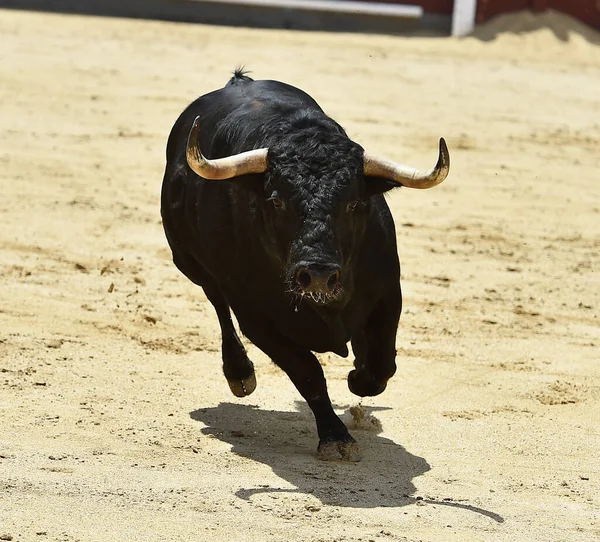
[1,7,599,542]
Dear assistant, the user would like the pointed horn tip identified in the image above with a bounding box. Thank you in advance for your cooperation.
[187,116,201,146]
[439,137,449,158]
[438,137,450,171]
[186,116,206,173]
[187,116,201,140]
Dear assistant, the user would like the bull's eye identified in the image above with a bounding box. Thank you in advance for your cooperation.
[267,196,285,211]
[346,201,359,212]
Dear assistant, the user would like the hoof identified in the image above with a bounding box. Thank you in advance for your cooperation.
[316,438,362,462]
[227,371,257,397]
[348,369,387,397]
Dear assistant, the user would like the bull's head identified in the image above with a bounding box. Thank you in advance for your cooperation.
[186,116,449,307]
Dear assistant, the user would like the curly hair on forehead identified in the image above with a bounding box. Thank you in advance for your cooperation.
[265,111,364,196]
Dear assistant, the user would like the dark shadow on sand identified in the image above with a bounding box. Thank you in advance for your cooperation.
[190,402,504,522]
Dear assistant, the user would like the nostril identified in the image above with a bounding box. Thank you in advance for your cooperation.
[327,270,340,292]
[296,270,312,290]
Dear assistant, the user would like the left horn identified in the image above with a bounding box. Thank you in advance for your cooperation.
[186,116,268,180]
[363,138,450,189]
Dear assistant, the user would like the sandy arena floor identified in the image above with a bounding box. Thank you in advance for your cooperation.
[1,8,599,542]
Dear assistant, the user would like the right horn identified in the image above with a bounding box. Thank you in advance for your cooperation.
[186,116,268,180]
[363,138,450,189]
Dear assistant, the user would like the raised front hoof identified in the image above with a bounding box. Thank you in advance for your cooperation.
[316,437,362,462]
[347,369,388,397]
[226,371,257,397]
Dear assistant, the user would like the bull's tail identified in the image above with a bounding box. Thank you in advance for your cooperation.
[227,67,253,87]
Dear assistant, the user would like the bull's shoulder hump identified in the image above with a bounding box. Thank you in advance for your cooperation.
[187,80,322,114]
[249,80,323,111]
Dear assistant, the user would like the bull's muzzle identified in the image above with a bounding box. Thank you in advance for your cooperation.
[293,262,341,304]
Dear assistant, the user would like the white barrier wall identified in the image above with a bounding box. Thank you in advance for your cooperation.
[451,0,477,36]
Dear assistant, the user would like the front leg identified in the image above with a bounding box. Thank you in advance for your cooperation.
[278,349,361,462]
[233,306,361,461]
[348,284,402,397]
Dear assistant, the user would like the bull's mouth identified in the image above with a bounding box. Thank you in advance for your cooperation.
[286,262,345,307]
[287,279,345,307]
[294,287,342,306]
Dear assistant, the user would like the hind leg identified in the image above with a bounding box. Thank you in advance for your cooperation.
[173,254,256,397]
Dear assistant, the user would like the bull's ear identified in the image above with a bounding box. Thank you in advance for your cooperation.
[364,176,400,198]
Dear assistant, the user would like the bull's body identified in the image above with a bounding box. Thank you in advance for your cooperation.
[161,71,445,460]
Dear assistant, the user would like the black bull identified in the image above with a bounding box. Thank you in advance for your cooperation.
[161,70,449,461]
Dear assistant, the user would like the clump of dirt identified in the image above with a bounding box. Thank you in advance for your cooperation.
[535,381,584,405]
[346,404,383,432]
[442,410,485,421]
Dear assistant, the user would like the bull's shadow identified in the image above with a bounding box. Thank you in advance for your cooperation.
[190,401,429,509]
